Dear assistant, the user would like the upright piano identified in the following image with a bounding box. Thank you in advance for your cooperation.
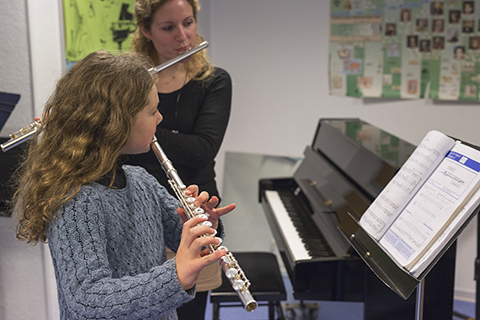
[259,118,457,320]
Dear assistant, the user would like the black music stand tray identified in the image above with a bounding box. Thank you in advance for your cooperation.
[343,136,480,320]
[0,91,21,216]
[0,91,20,131]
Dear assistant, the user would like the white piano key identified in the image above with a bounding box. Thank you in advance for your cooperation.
[265,190,311,261]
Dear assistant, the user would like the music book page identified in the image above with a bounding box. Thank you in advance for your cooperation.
[359,130,456,240]
[359,130,480,275]
[379,143,480,271]
[410,186,480,276]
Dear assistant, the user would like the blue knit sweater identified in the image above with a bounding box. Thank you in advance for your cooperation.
[47,165,222,319]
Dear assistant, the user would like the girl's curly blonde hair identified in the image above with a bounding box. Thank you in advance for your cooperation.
[14,51,156,243]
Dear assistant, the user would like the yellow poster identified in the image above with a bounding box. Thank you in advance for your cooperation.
[63,0,136,62]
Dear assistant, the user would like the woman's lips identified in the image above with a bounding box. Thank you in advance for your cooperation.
[178,46,192,54]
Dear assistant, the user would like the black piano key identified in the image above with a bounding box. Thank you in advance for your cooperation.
[278,190,334,257]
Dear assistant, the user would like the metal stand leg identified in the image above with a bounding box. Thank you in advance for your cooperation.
[477,215,480,320]
[283,301,320,320]
[415,280,424,320]
[212,302,220,320]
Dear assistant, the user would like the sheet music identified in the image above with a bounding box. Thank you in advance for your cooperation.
[360,130,456,240]
[380,143,480,269]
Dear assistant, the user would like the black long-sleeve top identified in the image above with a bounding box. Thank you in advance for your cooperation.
[123,67,232,199]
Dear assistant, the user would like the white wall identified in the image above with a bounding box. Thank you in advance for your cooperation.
[0,218,50,320]
[207,0,478,302]
[0,0,34,136]
[0,0,63,319]
[0,1,46,319]
[0,1,477,319]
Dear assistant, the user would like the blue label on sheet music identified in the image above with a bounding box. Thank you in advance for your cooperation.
[447,151,480,172]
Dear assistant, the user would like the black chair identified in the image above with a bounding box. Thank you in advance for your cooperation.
[210,251,286,320]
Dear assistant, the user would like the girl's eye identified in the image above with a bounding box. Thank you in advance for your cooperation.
[163,26,172,31]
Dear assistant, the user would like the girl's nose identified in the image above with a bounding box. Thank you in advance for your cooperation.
[156,111,163,125]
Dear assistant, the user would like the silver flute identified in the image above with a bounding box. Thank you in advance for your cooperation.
[151,136,257,312]
[1,41,209,153]
[149,40,209,75]
[1,120,41,152]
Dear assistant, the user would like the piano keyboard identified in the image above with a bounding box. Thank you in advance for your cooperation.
[264,190,334,261]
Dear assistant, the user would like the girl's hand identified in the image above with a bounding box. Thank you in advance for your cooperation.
[174,216,227,290]
[176,185,236,229]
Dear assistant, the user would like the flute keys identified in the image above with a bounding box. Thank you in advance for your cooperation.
[194,207,205,215]
[218,246,229,254]
[225,268,238,279]
[186,197,196,206]
[211,237,223,251]
[196,213,208,220]
[232,279,245,291]
[202,220,212,227]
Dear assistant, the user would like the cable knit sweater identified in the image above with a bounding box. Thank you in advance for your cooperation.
[47,165,223,320]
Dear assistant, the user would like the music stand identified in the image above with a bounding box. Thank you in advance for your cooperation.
[0,91,20,131]
[344,140,480,320]
[0,91,21,217]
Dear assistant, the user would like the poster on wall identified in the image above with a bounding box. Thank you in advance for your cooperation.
[329,0,480,101]
[63,0,136,63]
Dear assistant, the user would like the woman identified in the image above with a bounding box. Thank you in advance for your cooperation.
[13,51,235,320]
[127,1,233,319]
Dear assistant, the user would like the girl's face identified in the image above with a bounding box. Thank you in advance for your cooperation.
[142,0,197,64]
[120,85,162,155]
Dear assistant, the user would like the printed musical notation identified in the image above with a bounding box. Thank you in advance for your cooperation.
[359,130,480,272]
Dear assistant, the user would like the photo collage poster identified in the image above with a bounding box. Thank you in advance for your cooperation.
[329,0,480,101]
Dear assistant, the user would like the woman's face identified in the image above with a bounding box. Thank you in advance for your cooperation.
[120,85,162,155]
[142,0,197,64]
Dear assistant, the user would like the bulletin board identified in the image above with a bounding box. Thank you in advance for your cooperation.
[329,0,480,101]
[63,0,136,62]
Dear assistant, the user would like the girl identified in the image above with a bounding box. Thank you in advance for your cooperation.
[13,51,235,320]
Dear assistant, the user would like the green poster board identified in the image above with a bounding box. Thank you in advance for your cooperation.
[63,0,136,62]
